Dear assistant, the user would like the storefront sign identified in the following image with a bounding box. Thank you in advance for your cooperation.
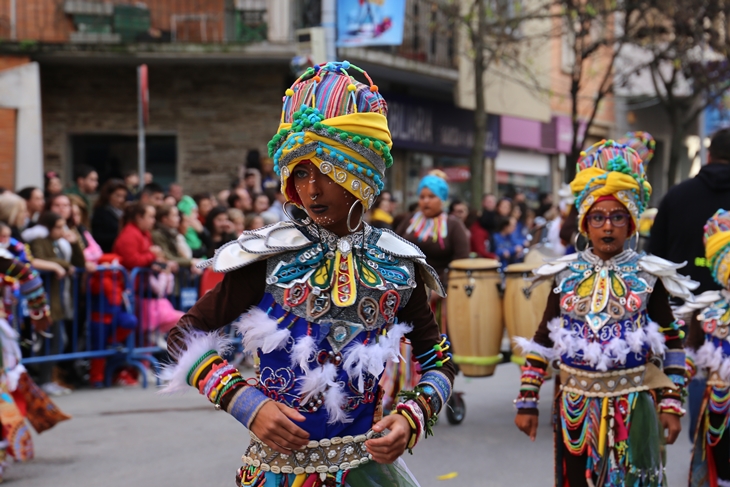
[386,94,500,158]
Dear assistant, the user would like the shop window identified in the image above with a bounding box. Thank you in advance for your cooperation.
[70,134,177,188]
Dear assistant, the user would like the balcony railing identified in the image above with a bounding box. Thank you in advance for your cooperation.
[0,0,267,45]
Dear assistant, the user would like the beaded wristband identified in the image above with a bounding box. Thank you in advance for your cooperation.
[664,350,686,369]
[228,385,272,428]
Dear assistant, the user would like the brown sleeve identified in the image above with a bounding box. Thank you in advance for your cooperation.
[398,267,457,385]
[532,285,560,349]
[686,312,705,351]
[70,241,86,268]
[449,217,471,261]
[167,260,267,358]
[646,279,675,327]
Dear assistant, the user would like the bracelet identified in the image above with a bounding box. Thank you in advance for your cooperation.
[514,398,539,410]
[215,376,245,406]
[202,365,238,398]
[393,407,418,450]
[186,350,217,385]
[191,355,221,388]
[208,372,242,403]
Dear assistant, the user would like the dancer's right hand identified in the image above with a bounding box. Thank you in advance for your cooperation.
[515,413,538,441]
[250,401,310,454]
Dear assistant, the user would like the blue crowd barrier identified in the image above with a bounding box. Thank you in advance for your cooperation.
[14,266,168,388]
[11,264,246,389]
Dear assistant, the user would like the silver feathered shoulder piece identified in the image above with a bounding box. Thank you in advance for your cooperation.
[638,254,699,301]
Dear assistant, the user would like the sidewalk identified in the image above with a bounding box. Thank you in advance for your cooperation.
[7,365,691,486]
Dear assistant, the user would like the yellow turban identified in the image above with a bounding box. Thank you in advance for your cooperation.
[570,140,652,234]
[704,209,730,287]
[268,62,392,211]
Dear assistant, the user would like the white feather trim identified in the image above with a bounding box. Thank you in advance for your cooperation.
[644,321,666,357]
[235,307,291,355]
[291,335,316,370]
[298,362,336,404]
[324,381,352,425]
[342,323,413,393]
[625,326,646,354]
[545,317,668,370]
[159,326,235,393]
[513,336,555,360]
[696,341,724,372]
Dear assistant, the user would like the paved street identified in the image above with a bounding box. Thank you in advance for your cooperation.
[7,364,691,486]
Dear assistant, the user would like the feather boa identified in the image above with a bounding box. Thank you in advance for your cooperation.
[159,325,235,393]
[234,307,291,355]
[342,323,413,393]
[548,318,665,372]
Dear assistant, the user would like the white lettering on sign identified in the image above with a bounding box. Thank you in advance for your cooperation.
[388,101,433,143]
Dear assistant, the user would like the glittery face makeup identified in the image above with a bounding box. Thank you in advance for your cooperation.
[586,199,631,261]
[292,162,361,236]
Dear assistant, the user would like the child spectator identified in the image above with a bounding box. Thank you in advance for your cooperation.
[493,217,524,267]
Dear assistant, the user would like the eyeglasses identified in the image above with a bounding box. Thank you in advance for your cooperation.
[587,212,630,228]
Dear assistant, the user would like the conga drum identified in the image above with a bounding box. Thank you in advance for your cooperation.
[446,258,503,377]
[503,262,551,355]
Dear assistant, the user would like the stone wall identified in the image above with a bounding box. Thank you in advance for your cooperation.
[41,63,289,193]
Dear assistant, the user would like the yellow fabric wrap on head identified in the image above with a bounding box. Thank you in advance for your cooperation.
[277,112,392,211]
[570,166,652,233]
[706,231,730,286]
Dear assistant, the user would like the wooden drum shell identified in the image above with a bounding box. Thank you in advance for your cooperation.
[503,263,551,354]
[446,259,503,377]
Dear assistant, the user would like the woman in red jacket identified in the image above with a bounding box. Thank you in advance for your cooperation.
[113,203,182,336]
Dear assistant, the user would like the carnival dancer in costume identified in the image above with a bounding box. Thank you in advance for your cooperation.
[161,61,455,487]
[513,139,697,487]
[0,252,54,479]
[682,209,730,486]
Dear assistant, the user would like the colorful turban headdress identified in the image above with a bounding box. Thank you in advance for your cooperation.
[267,61,392,211]
[617,131,656,164]
[570,139,652,235]
[704,209,730,288]
[417,170,449,202]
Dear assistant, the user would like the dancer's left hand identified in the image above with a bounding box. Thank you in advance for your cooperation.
[659,412,681,444]
[366,414,412,464]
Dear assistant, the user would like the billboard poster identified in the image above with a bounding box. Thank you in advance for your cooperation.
[336,0,406,47]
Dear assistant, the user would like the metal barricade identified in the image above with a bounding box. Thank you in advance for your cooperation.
[15,266,163,388]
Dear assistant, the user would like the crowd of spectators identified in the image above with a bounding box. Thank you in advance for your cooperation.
[0,148,563,395]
